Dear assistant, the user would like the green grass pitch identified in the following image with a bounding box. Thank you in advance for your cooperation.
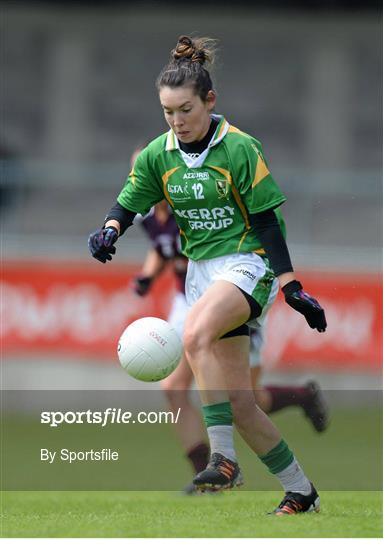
[2,406,382,537]
[2,490,382,537]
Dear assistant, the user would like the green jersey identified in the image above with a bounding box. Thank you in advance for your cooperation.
[118,115,286,261]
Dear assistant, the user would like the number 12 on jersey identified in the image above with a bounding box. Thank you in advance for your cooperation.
[192,183,204,199]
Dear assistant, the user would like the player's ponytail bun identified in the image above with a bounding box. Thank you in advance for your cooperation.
[172,35,216,66]
[156,35,217,101]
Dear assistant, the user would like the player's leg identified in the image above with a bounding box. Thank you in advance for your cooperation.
[251,367,272,410]
[162,291,209,491]
[184,280,318,511]
[248,327,274,410]
[160,356,209,481]
[184,281,279,453]
[262,382,329,432]
[213,334,319,514]
[249,329,329,432]
[211,334,284,455]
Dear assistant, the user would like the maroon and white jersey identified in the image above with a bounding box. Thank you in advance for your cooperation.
[137,208,187,293]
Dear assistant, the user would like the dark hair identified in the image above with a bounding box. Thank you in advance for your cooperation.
[156,35,217,102]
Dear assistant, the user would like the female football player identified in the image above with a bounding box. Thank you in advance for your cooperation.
[89,36,327,515]
[133,199,328,495]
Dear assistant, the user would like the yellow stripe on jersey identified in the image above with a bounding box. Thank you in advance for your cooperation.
[238,232,266,255]
[216,120,228,141]
[162,167,180,207]
[227,128,270,186]
[254,247,266,255]
[251,145,270,188]
[130,166,137,185]
[228,125,246,136]
[238,230,250,251]
[210,166,250,230]
[179,228,188,245]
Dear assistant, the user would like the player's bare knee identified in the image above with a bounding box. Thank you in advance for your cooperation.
[183,324,214,358]
[160,377,175,394]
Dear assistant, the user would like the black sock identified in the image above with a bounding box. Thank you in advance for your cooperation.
[187,442,209,473]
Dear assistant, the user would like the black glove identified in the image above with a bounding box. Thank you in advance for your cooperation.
[133,275,153,296]
[88,226,119,263]
[282,280,327,333]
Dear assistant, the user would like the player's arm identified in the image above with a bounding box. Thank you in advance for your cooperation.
[141,248,167,278]
[250,209,326,333]
[250,209,293,285]
[88,146,163,263]
[237,139,326,332]
[133,248,167,296]
[104,202,137,235]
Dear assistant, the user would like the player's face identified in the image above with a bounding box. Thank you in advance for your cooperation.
[159,86,216,143]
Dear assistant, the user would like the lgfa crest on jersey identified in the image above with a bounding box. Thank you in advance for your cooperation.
[215,178,230,199]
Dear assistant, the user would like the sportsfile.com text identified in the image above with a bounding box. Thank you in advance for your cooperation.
[40,407,181,427]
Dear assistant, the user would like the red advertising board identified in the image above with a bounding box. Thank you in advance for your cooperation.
[262,273,382,372]
[2,260,382,372]
[2,261,175,358]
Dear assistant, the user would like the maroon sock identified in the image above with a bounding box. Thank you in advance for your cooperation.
[187,442,210,473]
[265,386,311,413]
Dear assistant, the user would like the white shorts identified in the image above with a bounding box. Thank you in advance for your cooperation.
[185,252,278,364]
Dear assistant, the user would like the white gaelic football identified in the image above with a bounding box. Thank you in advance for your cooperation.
[117,317,183,382]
